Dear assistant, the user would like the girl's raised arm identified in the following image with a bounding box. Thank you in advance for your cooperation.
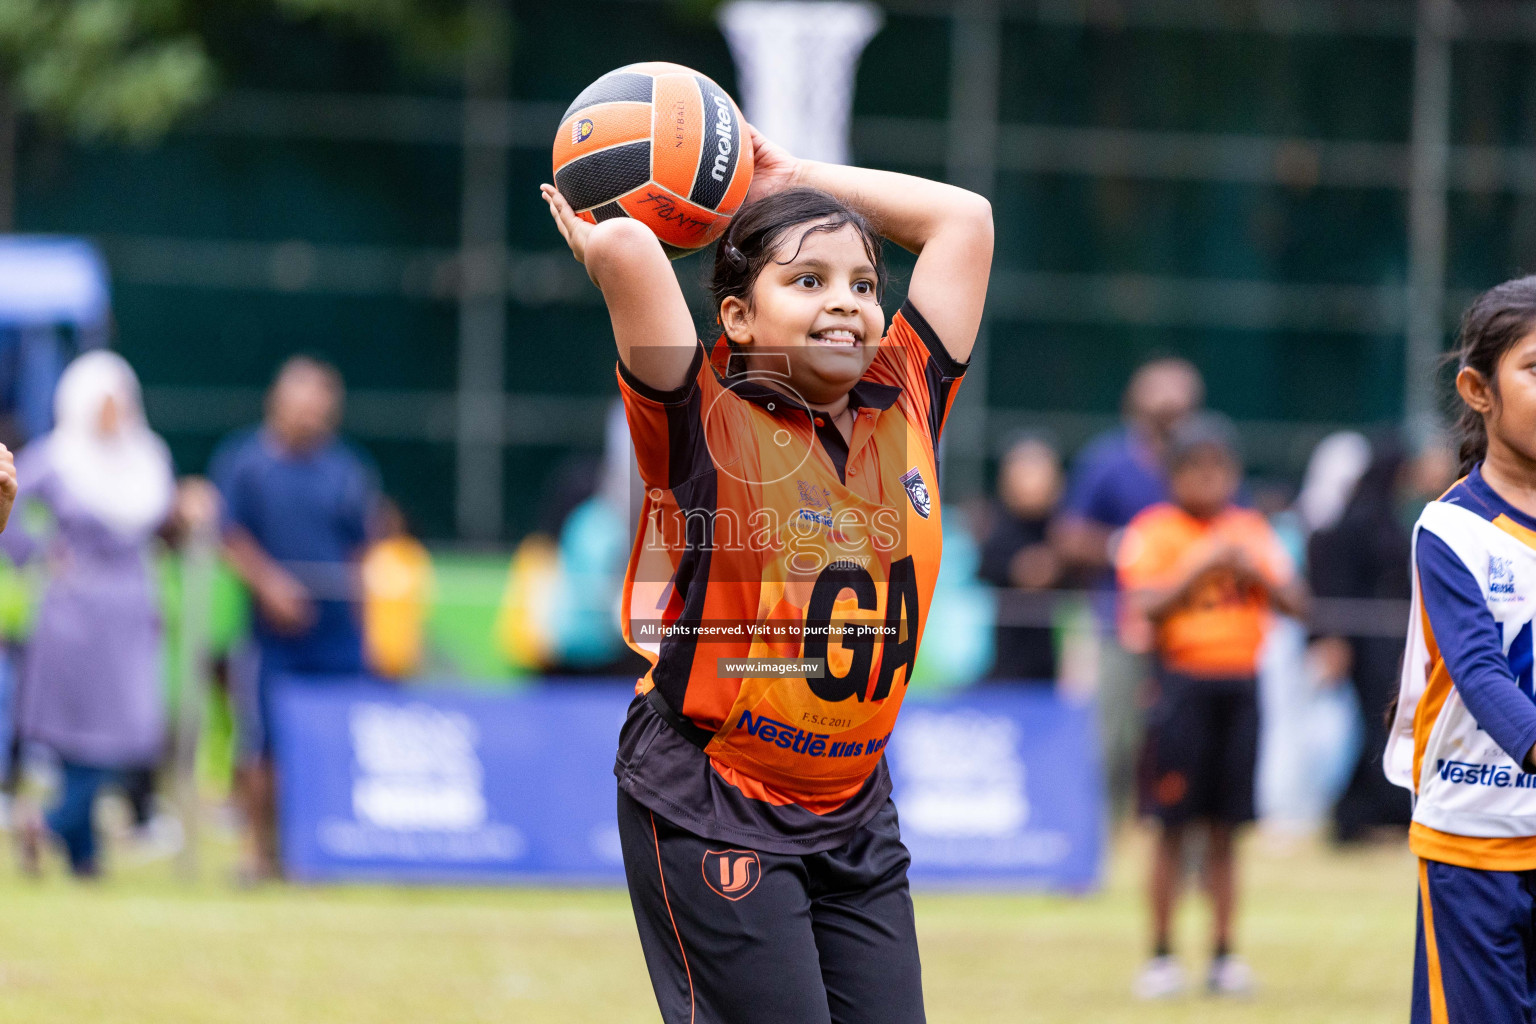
[746,129,994,364]
[542,184,700,393]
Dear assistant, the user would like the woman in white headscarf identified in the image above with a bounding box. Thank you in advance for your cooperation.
[3,350,180,876]
[1257,431,1373,830]
[1294,431,1373,537]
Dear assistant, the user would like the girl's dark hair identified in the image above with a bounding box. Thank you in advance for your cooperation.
[710,186,887,338]
[1449,275,1536,474]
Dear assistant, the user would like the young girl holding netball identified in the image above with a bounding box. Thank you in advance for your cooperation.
[1386,275,1536,1024]
[543,124,990,1024]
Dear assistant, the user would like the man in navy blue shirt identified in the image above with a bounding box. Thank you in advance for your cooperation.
[1057,358,1204,813]
[1058,358,1204,576]
[211,356,377,880]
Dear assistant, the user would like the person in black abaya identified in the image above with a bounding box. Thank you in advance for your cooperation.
[1307,442,1414,844]
[978,436,1065,684]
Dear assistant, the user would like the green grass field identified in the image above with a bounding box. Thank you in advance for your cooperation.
[0,824,1417,1023]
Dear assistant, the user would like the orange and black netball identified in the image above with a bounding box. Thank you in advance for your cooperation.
[552,62,755,259]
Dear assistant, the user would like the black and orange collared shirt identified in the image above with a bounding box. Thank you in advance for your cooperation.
[614,301,966,852]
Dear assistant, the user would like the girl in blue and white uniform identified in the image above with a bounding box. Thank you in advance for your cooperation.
[1387,276,1536,1022]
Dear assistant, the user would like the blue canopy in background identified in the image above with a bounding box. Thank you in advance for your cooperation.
[0,236,110,440]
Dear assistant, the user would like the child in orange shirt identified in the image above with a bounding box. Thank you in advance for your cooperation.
[361,498,433,679]
[1116,414,1306,999]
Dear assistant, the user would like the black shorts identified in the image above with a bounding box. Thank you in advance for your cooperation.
[616,788,925,1024]
[1138,671,1259,826]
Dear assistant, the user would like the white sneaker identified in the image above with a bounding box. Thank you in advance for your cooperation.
[1207,955,1256,997]
[124,812,185,865]
[1133,955,1187,1000]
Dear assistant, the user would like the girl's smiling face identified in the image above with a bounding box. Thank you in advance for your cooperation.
[720,221,886,406]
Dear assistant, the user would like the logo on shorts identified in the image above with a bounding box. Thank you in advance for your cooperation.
[900,467,931,519]
[572,118,594,144]
[1154,771,1188,807]
[702,849,760,900]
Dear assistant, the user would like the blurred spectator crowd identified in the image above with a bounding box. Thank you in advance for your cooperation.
[0,331,1456,880]
[968,358,1455,846]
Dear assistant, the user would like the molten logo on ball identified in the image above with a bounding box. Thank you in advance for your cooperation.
[710,96,734,183]
[572,118,594,144]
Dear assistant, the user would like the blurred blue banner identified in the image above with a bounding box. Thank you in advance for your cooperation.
[274,680,1103,888]
[274,680,631,883]
[887,689,1103,890]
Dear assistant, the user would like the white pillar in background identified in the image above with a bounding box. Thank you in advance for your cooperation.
[718,1,883,165]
